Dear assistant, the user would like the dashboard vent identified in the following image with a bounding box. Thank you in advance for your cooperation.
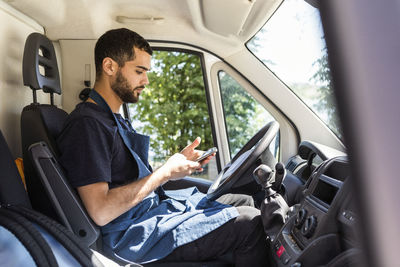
[286,155,306,172]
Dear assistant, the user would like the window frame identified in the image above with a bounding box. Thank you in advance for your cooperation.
[210,61,299,165]
[147,41,300,169]
[217,69,280,160]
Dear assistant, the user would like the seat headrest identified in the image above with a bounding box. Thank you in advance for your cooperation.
[23,33,61,95]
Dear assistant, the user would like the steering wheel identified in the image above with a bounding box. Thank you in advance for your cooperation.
[207,121,280,200]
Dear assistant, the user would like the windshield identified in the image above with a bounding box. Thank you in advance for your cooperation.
[246,0,342,139]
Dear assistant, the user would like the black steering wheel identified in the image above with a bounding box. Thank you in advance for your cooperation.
[207,121,280,200]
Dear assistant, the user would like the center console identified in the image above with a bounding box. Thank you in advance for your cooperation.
[267,156,357,266]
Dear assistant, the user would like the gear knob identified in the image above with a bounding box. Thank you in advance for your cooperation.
[253,164,274,188]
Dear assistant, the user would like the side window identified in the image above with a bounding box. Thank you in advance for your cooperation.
[129,50,218,180]
[218,71,279,159]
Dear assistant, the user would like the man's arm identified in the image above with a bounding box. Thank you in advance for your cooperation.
[78,141,206,226]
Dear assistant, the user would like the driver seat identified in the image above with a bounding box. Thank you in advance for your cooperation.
[20,32,100,246]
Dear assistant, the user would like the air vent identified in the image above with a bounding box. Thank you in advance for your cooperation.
[286,155,306,172]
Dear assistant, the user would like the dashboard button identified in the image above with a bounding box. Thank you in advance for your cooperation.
[281,251,291,265]
[276,245,285,258]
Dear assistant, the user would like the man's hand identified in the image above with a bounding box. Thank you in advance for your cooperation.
[158,137,218,182]
[180,137,216,167]
[162,153,201,180]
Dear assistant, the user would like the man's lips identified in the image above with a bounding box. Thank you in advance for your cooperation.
[135,87,145,94]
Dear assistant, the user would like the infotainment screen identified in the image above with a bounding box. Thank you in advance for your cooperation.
[312,178,339,205]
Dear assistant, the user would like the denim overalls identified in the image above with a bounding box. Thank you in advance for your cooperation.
[89,90,238,264]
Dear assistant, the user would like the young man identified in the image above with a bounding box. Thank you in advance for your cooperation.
[57,28,267,266]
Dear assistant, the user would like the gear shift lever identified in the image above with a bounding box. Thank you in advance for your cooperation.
[253,163,289,241]
[253,163,286,194]
[253,164,274,189]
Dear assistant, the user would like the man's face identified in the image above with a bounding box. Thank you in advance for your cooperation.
[111,47,151,103]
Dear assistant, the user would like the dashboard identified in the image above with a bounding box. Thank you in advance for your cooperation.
[266,142,360,266]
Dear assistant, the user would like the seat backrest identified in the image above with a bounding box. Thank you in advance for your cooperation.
[28,141,100,246]
[0,130,31,208]
[21,32,68,220]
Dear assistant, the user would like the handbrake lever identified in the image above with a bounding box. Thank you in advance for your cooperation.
[272,162,286,193]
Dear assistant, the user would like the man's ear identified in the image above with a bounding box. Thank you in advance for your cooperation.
[102,57,117,76]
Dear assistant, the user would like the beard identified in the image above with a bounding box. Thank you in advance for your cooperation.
[111,70,143,103]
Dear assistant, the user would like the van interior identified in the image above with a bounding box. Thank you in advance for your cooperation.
[0,0,399,266]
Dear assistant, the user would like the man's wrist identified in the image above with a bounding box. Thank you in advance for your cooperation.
[156,164,171,183]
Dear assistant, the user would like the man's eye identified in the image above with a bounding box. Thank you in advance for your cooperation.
[136,71,143,75]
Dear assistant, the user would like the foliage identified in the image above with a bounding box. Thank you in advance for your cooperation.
[130,51,213,162]
[311,48,342,139]
[219,72,258,156]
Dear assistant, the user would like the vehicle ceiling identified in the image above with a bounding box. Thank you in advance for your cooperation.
[7,0,282,58]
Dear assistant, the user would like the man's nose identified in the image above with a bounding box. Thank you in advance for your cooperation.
[142,73,149,85]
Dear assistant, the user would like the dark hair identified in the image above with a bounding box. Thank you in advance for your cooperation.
[94,28,152,79]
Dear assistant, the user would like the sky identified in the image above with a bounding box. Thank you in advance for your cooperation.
[247,0,327,86]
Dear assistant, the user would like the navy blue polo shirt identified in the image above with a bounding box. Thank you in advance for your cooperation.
[57,102,138,189]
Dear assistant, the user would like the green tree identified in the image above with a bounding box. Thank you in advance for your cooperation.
[311,47,342,139]
[129,51,213,162]
[219,72,258,156]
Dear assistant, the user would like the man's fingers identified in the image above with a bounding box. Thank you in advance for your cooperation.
[189,137,201,149]
[182,137,201,152]
[190,161,202,169]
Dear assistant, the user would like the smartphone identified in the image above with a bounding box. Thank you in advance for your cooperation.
[196,147,218,162]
